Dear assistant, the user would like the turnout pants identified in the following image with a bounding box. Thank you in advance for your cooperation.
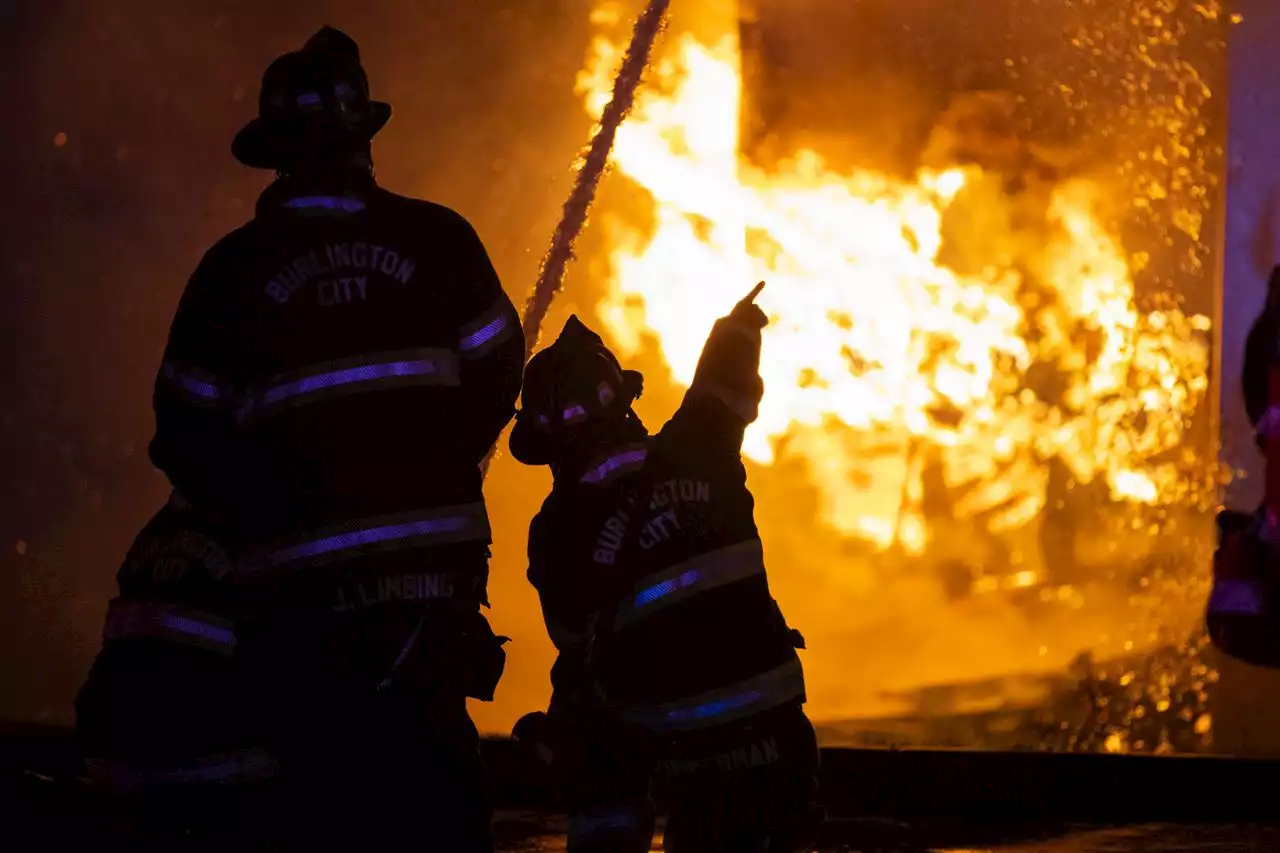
[252,597,503,852]
[76,647,279,850]
[1208,508,1280,667]
[568,705,823,853]
[84,777,281,853]
[271,686,492,852]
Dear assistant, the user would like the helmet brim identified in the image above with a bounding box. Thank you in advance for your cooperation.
[509,416,555,467]
[231,101,392,170]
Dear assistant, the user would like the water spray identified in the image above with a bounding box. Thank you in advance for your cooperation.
[481,0,672,478]
[383,0,672,691]
[519,0,672,362]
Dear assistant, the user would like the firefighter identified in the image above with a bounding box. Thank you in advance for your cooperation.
[1209,266,1280,666]
[1241,267,1280,438]
[149,26,521,850]
[510,285,824,853]
[1243,264,1280,526]
[75,492,275,849]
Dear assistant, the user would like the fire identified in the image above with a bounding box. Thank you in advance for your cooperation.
[578,18,1212,554]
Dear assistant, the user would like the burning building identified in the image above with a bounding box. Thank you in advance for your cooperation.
[570,0,1232,753]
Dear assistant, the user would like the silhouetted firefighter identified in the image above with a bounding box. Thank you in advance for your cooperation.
[1241,267,1280,444]
[84,26,522,850]
[1210,266,1280,667]
[76,492,275,849]
[511,285,824,853]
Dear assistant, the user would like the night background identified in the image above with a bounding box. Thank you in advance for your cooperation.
[17,1,1280,850]
[0,0,600,733]
[0,0,1270,758]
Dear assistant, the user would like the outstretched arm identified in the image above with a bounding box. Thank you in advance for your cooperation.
[666,282,769,453]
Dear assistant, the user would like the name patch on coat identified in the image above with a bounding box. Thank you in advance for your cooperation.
[593,507,631,566]
[333,571,456,613]
[648,479,711,511]
[661,737,781,777]
[265,242,418,305]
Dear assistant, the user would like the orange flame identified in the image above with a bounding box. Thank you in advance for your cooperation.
[578,20,1211,558]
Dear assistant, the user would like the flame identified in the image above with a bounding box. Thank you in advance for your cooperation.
[577,20,1211,554]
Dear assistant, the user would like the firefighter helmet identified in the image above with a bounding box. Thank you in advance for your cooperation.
[509,316,643,466]
[233,26,392,170]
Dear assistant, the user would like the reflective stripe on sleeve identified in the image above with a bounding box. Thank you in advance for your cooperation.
[569,808,647,845]
[281,195,366,214]
[458,300,516,359]
[236,348,460,423]
[86,748,279,795]
[159,361,228,407]
[103,599,237,655]
[621,660,806,733]
[579,444,649,486]
[245,503,492,572]
[1208,578,1267,616]
[614,539,765,630]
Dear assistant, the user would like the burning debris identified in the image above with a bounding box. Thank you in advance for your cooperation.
[814,632,1217,754]
[570,0,1231,749]
[578,8,1212,552]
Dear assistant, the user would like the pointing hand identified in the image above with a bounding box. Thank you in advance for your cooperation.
[730,281,768,330]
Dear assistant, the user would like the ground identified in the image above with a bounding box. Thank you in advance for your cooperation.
[490,815,1280,852]
[9,726,1280,851]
